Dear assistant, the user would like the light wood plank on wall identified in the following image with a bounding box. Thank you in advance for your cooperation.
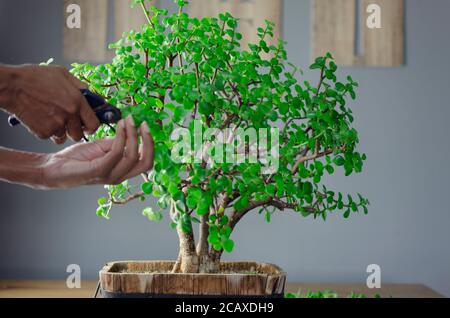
[249,0,282,47]
[360,0,404,66]
[114,0,156,40]
[312,0,404,66]
[312,0,356,65]
[63,0,109,62]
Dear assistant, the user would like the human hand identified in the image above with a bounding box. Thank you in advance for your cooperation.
[40,117,154,189]
[3,64,100,143]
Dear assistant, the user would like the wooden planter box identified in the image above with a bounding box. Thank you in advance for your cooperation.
[99,261,286,298]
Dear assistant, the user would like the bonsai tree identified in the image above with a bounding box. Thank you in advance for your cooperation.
[71,0,369,273]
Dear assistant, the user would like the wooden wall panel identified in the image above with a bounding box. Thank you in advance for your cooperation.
[312,0,356,65]
[312,0,404,66]
[63,0,109,62]
[63,0,155,62]
[188,0,282,51]
[114,0,156,40]
[360,0,404,66]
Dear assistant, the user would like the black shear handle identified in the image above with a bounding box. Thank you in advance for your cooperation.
[8,89,121,127]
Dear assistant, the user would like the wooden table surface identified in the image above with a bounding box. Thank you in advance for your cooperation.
[0,280,443,298]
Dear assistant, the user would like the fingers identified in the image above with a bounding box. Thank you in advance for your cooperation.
[123,122,154,180]
[61,67,99,139]
[63,69,88,90]
[78,95,100,135]
[63,70,100,136]
[11,65,101,144]
[92,120,127,178]
[64,90,99,141]
[69,118,154,187]
[51,127,68,145]
[66,117,84,142]
[104,120,127,166]
[107,116,139,183]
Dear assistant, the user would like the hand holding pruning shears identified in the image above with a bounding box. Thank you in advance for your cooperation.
[0,64,154,189]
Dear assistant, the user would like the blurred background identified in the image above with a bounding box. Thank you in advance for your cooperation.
[1,0,450,296]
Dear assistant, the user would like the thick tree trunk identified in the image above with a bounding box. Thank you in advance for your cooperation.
[196,214,215,272]
[172,230,220,273]
[176,223,199,273]
[172,212,221,274]
[199,256,220,273]
[196,214,209,257]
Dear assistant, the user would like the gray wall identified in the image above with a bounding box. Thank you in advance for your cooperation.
[1,0,450,297]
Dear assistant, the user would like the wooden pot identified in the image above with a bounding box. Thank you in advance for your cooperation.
[99,261,286,298]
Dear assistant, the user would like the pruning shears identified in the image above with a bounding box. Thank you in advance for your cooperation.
[8,89,122,141]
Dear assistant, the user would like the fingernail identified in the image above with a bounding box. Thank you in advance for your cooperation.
[127,115,135,127]
[142,121,150,132]
[119,120,125,129]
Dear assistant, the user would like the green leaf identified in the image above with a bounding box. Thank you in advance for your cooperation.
[266,184,276,196]
[143,207,163,222]
[343,209,350,219]
[219,215,229,226]
[265,211,271,223]
[234,196,249,211]
[97,197,107,206]
[141,182,153,195]
[326,88,337,97]
[175,200,186,213]
[173,107,186,123]
[363,205,369,215]
[333,156,345,166]
[187,187,202,201]
[208,232,220,245]
[267,111,278,121]
[220,226,232,238]
[325,165,335,174]
[227,19,237,28]
[196,205,209,216]
[329,61,337,71]
[279,103,289,115]
[96,207,106,218]
[212,243,222,251]
[198,102,214,116]
[223,239,235,253]
[168,182,181,196]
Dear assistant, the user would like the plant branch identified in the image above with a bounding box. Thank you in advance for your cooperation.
[144,49,150,78]
[140,2,154,27]
[291,147,332,175]
[196,213,209,257]
[227,197,318,232]
[111,191,145,205]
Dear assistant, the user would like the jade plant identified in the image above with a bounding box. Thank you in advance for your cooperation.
[70,0,368,273]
